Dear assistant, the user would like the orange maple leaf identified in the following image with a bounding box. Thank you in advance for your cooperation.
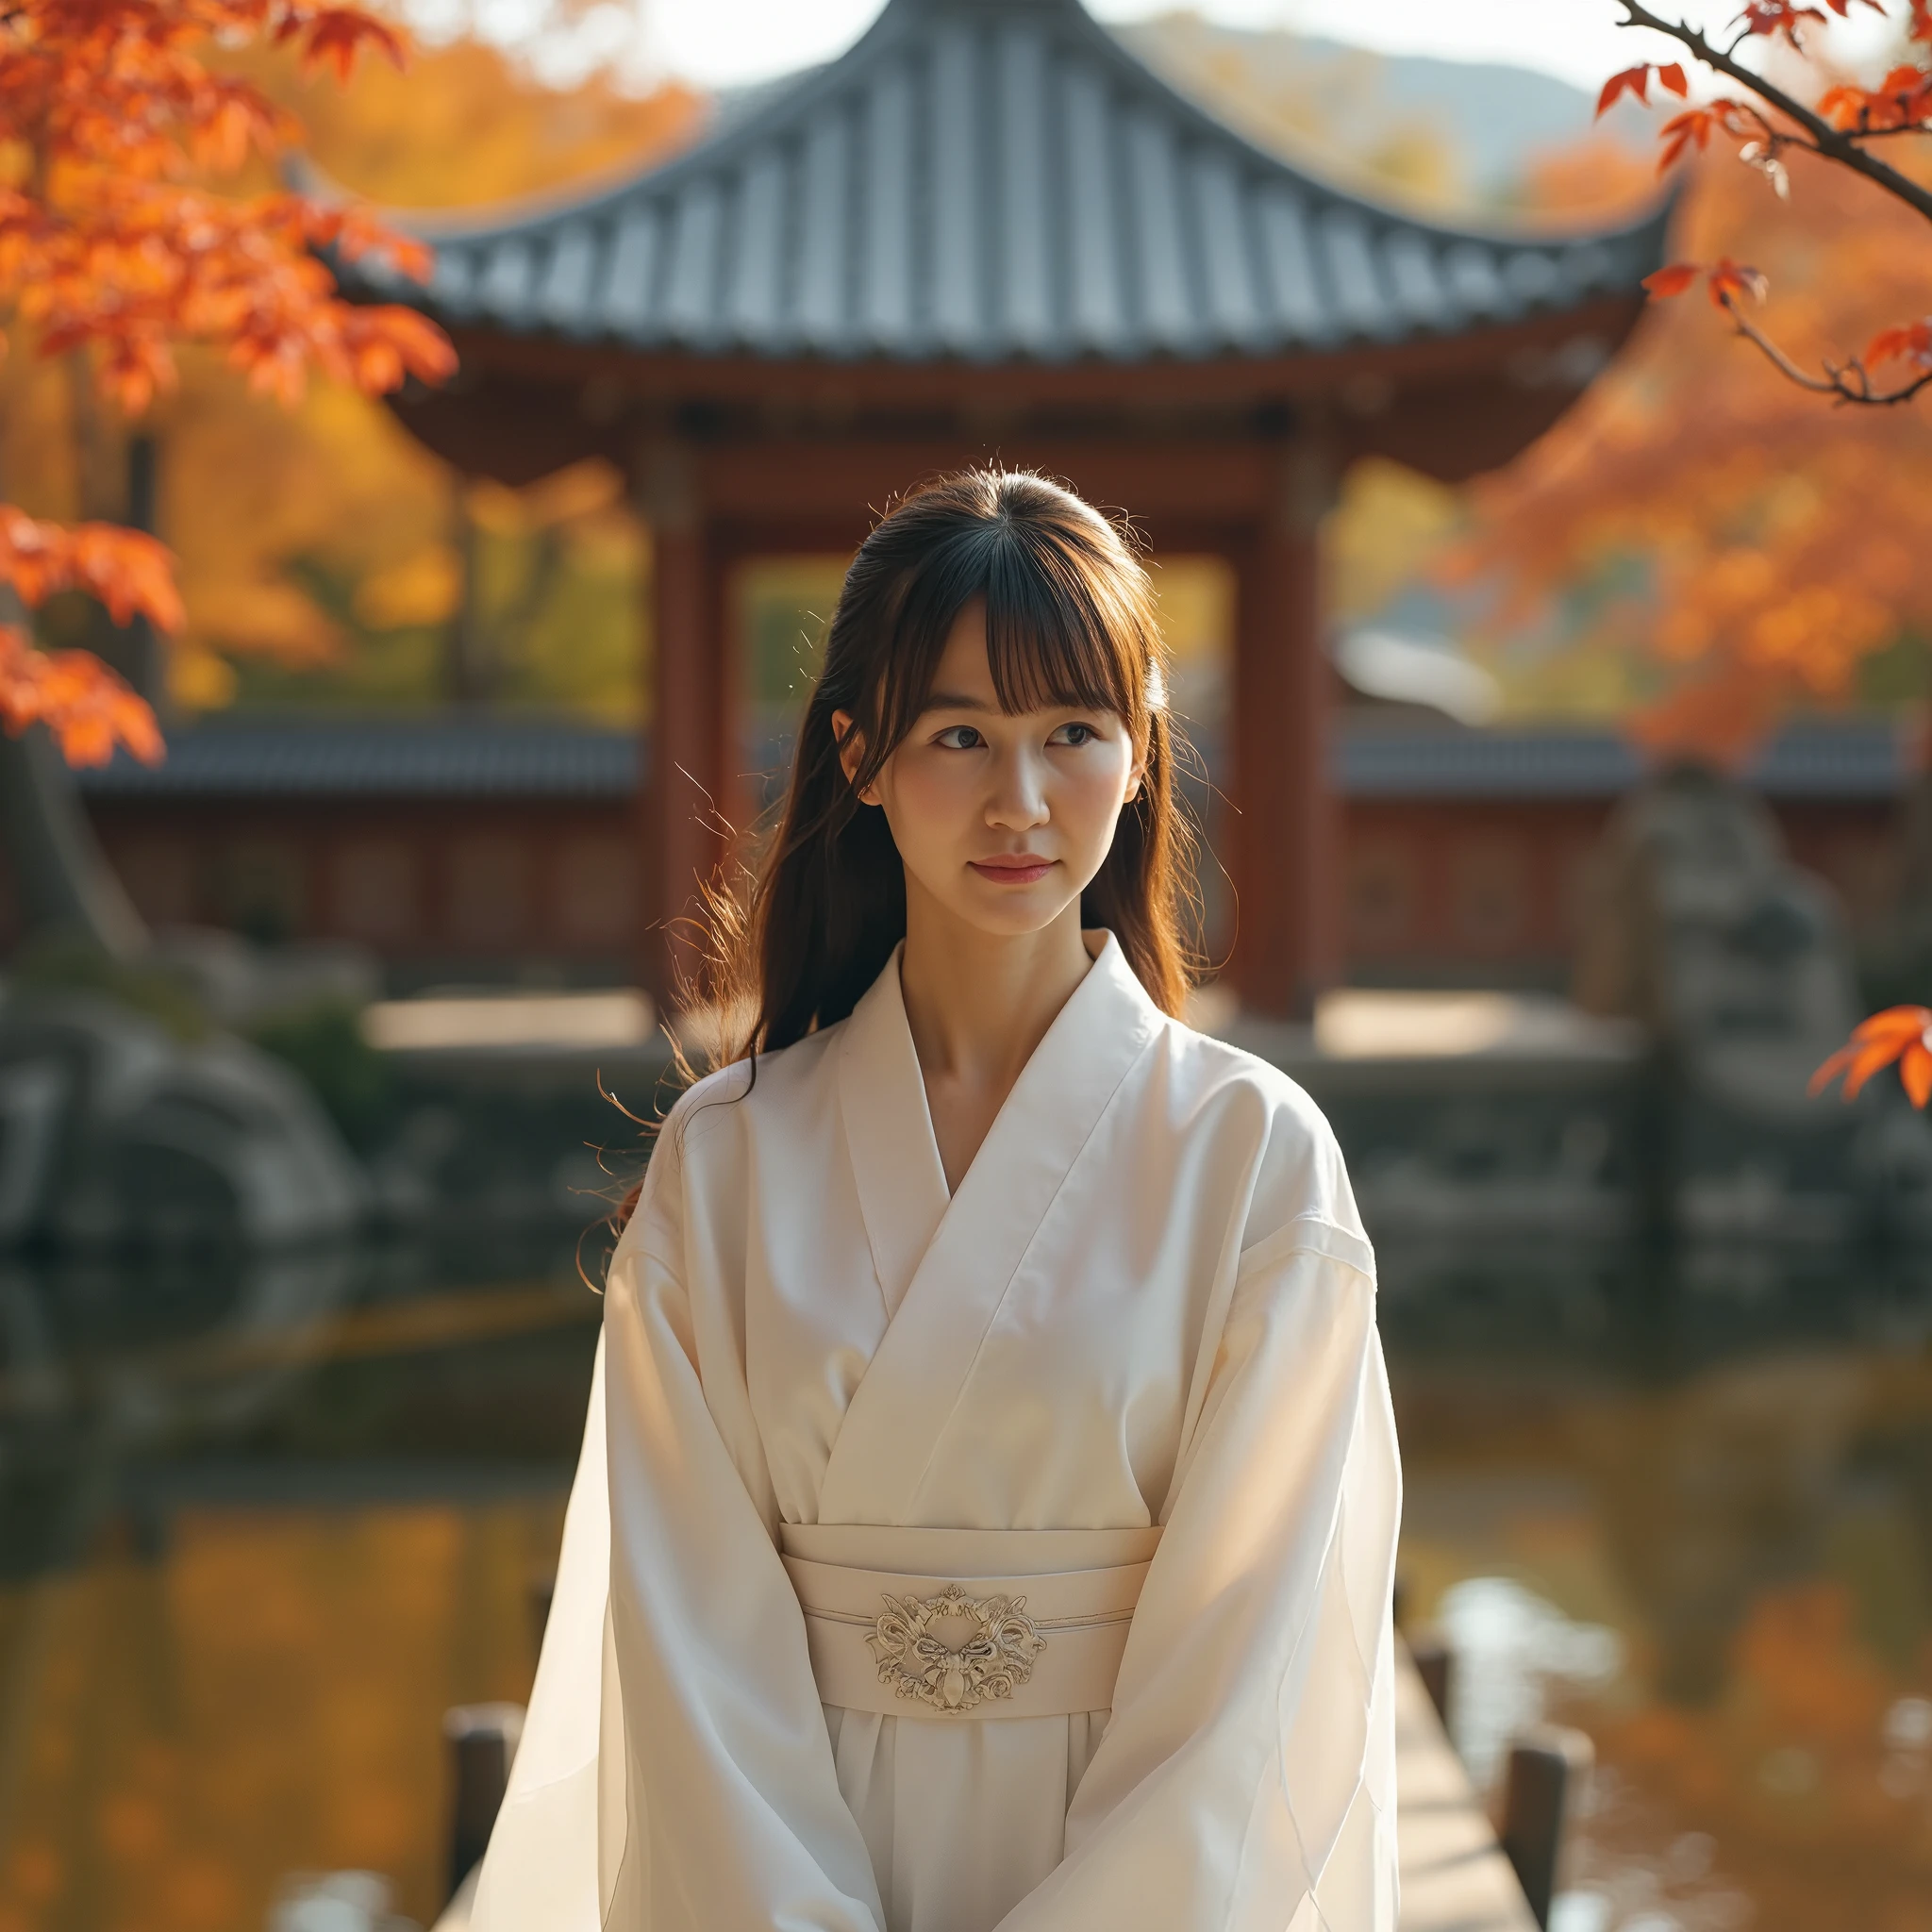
[293,8,408,82]
[1735,0,1833,43]
[1659,106,1731,170]
[1820,63,1932,130]
[1597,62,1690,118]
[1865,319,1932,366]
[0,625,162,767]
[0,509,185,631]
[1811,1007,1932,1108]
[1644,261,1703,298]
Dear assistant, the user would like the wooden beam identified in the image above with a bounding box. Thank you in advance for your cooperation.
[1229,441,1340,1018]
[419,291,1645,426]
[692,438,1277,531]
[635,441,732,1002]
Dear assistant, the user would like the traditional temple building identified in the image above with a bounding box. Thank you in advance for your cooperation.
[67,714,1912,993]
[346,0,1670,1013]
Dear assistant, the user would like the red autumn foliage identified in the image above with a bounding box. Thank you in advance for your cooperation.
[1642,257,1771,305]
[1608,1,1932,405]
[0,0,456,765]
[1602,6,1932,1089]
[1863,316,1932,363]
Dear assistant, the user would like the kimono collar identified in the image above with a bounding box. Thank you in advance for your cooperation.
[834,928,1163,1324]
[824,928,1166,1520]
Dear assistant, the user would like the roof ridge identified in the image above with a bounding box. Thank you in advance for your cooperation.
[376,0,1669,255]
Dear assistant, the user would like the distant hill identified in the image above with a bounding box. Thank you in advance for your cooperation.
[1120,14,1653,214]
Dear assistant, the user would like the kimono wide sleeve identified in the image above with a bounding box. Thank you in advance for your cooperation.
[468,1100,886,1932]
[995,1215,1401,1932]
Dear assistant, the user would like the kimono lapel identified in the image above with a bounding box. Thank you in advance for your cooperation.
[836,952,951,1324]
[818,931,1164,1525]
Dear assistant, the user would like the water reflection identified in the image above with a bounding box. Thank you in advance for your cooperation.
[0,1243,599,1932]
[0,1239,1926,1932]
[1391,1242,1932,1932]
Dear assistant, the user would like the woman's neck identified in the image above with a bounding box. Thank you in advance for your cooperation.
[897,891,1094,1192]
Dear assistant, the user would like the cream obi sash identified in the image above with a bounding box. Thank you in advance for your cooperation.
[780,1524,1159,1722]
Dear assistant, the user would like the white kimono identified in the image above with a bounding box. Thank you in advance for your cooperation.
[471,931,1401,1932]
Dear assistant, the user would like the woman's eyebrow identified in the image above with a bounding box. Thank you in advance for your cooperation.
[921,690,997,712]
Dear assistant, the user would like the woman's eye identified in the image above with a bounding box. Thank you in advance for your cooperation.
[1050,722,1099,747]
[934,725,983,750]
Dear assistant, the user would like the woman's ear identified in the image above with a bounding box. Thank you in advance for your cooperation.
[830,709,878,804]
[1124,748,1146,805]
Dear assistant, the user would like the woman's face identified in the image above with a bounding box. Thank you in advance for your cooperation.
[834,599,1144,941]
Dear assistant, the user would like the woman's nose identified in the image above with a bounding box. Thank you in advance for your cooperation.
[986,748,1049,827]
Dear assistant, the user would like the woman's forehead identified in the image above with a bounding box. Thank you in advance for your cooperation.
[934,597,991,676]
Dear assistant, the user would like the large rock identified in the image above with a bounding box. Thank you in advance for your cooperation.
[0,993,367,1251]
[1574,763,1932,1242]
[146,926,382,1027]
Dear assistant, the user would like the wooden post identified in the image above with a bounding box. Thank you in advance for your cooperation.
[635,441,731,1003]
[442,1701,525,1905]
[1229,437,1340,1018]
[1499,1724,1593,1930]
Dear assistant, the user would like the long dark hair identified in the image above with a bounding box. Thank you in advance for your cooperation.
[696,467,1198,1067]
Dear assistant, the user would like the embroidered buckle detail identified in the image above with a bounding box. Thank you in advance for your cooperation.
[868,1584,1047,1713]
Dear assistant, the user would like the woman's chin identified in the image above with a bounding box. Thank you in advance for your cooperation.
[932,886,1081,942]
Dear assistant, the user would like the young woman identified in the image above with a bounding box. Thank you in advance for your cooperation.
[471,471,1400,1932]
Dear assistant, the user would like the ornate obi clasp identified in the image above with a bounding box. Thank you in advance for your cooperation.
[868,1584,1047,1714]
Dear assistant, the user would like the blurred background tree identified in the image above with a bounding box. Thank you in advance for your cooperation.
[1,13,699,725]
[0,0,460,953]
[1450,146,1932,759]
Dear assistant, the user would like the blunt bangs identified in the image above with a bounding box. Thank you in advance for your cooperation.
[854,475,1162,791]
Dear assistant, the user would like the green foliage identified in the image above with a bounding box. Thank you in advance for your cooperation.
[248,997,399,1152]
[1854,632,1931,708]
[740,557,842,709]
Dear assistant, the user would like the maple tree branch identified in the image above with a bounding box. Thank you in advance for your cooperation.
[1716,290,1932,406]
[1617,0,1932,225]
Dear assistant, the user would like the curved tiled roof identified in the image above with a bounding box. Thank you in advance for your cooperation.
[347,0,1669,364]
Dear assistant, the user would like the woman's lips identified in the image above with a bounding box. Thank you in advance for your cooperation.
[969,857,1055,885]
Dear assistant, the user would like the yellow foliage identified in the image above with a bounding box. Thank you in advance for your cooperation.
[1149,555,1232,667]
[355,542,461,629]
[1326,458,1463,627]
[238,37,705,210]
[170,646,238,708]
[517,458,625,527]
[158,359,452,666]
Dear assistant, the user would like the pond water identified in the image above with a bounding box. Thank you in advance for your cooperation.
[0,1234,1928,1932]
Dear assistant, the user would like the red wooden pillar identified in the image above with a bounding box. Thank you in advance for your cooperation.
[635,441,733,1003]
[1228,440,1341,1018]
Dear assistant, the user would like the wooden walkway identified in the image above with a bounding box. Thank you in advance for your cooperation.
[1396,1648,1539,1932]
[434,1648,1538,1932]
